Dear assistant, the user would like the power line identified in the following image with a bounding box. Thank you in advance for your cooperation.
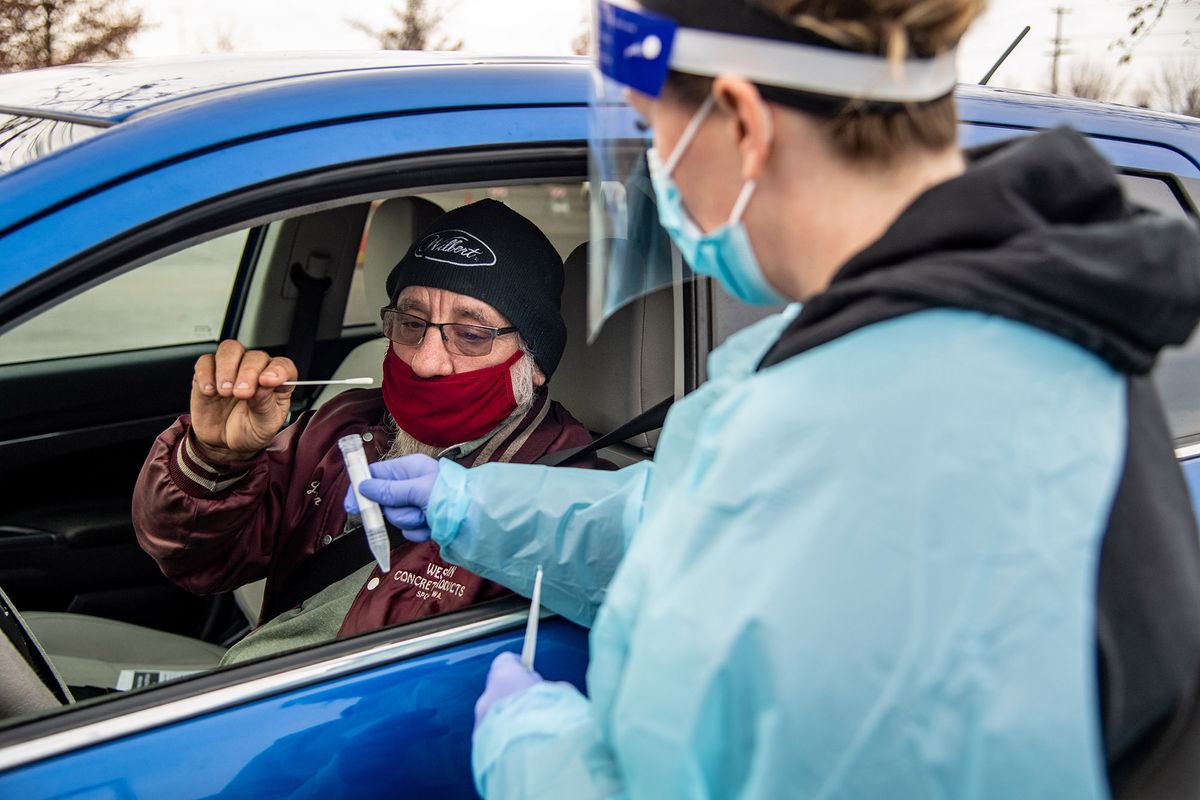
[1049,6,1073,94]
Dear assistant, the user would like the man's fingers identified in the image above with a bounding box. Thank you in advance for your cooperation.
[233,350,272,400]
[213,340,246,398]
[259,356,299,391]
[193,354,217,397]
[248,355,298,410]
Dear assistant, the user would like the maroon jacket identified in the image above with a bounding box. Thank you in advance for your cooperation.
[133,390,594,637]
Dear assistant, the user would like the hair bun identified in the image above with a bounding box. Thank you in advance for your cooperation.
[764,0,984,59]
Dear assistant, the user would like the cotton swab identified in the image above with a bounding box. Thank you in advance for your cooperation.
[521,565,544,671]
[281,377,374,386]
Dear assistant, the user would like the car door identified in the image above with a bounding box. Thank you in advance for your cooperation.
[0,597,590,799]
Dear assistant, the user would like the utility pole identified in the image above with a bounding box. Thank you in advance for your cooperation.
[1049,6,1072,95]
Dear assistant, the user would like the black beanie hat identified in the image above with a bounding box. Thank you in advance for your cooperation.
[385,198,567,379]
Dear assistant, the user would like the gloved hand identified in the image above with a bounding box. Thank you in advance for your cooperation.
[344,454,440,542]
[475,651,543,731]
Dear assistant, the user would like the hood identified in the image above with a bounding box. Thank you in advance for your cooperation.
[760,128,1200,374]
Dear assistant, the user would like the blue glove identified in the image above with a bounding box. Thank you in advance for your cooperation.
[344,454,439,542]
[475,651,543,731]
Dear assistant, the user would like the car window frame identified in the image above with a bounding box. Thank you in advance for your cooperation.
[1182,177,1200,212]
[0,145,588,337]
[1119,167,1200,216]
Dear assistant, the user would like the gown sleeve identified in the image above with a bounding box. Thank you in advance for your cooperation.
[427,459,654,627]
[472,682,626,800]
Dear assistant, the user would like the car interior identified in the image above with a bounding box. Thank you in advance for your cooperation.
[0,175,687,722]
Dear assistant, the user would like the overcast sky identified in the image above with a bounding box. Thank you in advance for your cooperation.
[127,1,1198,103]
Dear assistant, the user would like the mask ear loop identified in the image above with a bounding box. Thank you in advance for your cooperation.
[728,102,773,225]
[662,94,717,175]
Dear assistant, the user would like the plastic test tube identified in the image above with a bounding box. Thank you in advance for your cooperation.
[338,434,391,574]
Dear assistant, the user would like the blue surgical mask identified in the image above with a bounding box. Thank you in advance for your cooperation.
[646,95,787,306]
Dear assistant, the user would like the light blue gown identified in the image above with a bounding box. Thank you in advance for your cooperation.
[427,307,1124,799]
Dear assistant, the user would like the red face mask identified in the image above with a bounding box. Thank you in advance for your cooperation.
[381,346,523,448]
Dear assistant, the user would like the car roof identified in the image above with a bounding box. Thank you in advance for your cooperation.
[0,51,586,123]
[6,51,1198,133]
[0,55,596,233]
[0,55,1196,242]
[956,83,1200,167]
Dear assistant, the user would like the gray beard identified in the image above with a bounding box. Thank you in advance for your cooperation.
[382,421,447,460]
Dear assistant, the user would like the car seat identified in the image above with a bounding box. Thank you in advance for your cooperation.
[552,241,675,458]
[19,610,228,693]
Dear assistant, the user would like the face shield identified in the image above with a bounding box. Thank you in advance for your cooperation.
[587,0,686,342]
[587,0,960,339]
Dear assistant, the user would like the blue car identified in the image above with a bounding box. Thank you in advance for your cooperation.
[0,53,1198,799]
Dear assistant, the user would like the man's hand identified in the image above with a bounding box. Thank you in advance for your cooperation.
[345,454,440,541]
[191,339,297,461]
[475,651,543,731]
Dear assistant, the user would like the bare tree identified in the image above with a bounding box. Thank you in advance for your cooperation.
[571,14,590,56]
[1112,0,1197,64]
[349,0,462,52]
[1152,54,1200,115]
[203,22,238,55]
[0,0,144,73]
[1063,58,1125,101]
[1130,84,1156,108]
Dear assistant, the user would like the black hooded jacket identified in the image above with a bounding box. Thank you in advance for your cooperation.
[760,129,1200,798]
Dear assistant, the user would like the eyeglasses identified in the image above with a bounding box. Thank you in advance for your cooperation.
[380,308,518,357]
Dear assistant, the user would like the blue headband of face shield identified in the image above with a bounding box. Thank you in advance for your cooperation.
[594,0,960,104]
[596,1,679,97]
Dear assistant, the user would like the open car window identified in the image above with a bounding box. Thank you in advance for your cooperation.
[0,167,611,731]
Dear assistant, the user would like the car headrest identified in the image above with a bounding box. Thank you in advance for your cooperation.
[362,196,444,328]
[552,240,674,450]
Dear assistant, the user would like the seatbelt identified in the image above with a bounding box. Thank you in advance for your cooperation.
[286,258,333,403]
[263,520,402,623]
[263,397,675,621]
[536,395,674,467]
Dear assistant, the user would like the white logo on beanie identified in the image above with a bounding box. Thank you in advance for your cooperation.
[414,229,498,267]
